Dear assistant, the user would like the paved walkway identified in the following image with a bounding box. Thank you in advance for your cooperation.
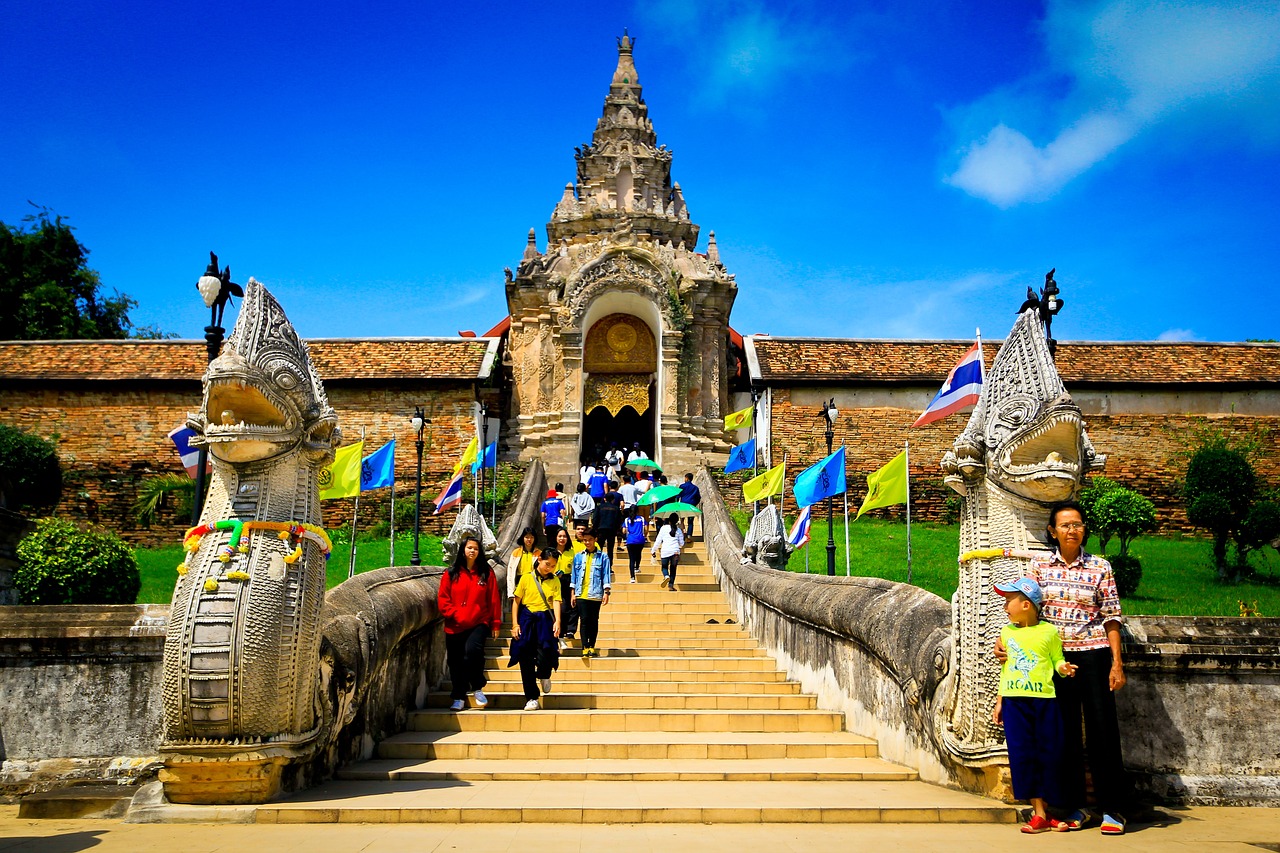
[1,804,1278,852]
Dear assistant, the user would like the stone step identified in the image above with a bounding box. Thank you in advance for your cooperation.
[256,779,1016,825]
[545,620,744,632]
[407,708,845,733]
[481,676,798,694]
[483,645,766,660]
[338,757,914,783]
[496,626,747,640]
[474,655,781,672]
[424,691,817,711]
[376,730,879,761]
[17,784,139,820]
[489,637,761,651]
[484,667,785,684]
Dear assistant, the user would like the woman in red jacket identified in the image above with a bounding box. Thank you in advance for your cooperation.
[438,536,502,711]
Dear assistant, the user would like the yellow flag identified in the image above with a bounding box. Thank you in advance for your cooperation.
[453,435,479,474]
[742,462,785,503]
[319,441,364,500]
[856,451,908,519]
[723,404,753,432]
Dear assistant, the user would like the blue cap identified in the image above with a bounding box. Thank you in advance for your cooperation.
[994,576,1043,609]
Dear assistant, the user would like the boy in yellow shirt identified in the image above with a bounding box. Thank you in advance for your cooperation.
[993,576,1079,834]
[509,550,563,711]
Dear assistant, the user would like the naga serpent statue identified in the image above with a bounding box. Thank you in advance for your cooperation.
[936,307,1104,766]
[160,279,341,803]
[741,503,794,570]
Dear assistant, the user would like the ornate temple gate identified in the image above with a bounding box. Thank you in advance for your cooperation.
[581,313,657,462]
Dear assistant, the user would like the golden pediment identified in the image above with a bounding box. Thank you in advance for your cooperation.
[584,313,656,374]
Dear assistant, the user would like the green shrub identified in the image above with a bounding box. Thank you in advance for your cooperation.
[1185,445,1258,579]
[1091,487,1156,558]
[15,518,140,604]
[1108,553,1143,598]
[1239,501,1280,556]
[0,424,62,512]
[1079,477,1121,550]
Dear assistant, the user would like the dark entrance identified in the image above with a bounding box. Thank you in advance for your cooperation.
[581,381,656,466]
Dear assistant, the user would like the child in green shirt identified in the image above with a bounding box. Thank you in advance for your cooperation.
[993,576,1078,834]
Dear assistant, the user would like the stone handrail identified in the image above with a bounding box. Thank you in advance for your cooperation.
[694,469,975,790]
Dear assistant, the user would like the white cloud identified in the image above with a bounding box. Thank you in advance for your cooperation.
[947,0,1280,206]
[1156,327,1202,341]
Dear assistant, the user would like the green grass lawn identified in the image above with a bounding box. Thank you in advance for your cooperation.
[134,533,445,605]
[732,510,1280,618]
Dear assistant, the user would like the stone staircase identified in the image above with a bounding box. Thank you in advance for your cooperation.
[257,535,1013,824]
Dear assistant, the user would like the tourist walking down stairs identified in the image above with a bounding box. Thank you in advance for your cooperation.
[571,527,612,658]
[509,549,562,711]
[437,536,502,711]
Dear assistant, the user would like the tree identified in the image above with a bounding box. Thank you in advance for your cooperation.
[1080,476,1156,596]
[0,205,171,340]
[1183,432,1279,580]
[0,424,62,513]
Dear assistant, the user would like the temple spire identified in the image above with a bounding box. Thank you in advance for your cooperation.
[543,34,698,250]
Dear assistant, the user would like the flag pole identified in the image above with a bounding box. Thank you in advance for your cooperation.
[843,490,850,576]
[389,462,396,567]
[348,427,364,580]
[905,440,913,585]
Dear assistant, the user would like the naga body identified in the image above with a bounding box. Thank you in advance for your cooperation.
[161,279,340,802]
[937,308,1104,765]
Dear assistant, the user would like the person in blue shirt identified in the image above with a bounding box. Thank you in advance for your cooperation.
[540,488,565,544]
[588,466,609,500]
[570,527,612,657]
[677,473,702,538]
[621,506,648,582]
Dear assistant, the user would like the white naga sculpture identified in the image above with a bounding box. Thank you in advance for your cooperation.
[741,503,795,570]
[441,502,499,566]
[161,279,341,802]
[938,308,1104,765]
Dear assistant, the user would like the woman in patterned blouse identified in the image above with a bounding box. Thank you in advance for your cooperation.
[1023,500,1130,835]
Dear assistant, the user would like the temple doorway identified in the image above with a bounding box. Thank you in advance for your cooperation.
[580,312,658,467]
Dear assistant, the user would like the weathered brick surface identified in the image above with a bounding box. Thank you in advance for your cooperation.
[739,388,1280,531]
[0,383,487,546]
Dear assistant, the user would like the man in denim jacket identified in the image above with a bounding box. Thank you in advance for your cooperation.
[570,528,612,659]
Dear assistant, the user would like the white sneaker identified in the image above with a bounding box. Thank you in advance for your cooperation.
[660,575,669,588]
[539,678,552,695]
[558,638,567,652]
[471,690,489,709]
[449,699,465,712]
[630,577,637,583]
[523,699,540,711]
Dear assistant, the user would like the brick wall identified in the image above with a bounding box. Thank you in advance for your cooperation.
[0,382,485,546]
[730,387,1280,531]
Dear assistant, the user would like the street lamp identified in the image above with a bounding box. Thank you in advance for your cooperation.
[410,406,429,566]
[820,398,838,576]
[192,252,242,524]
[477,401,489,520]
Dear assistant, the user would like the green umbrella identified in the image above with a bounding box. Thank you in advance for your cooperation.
[652,502,701,519]
[627,458,662,472]
[636,484,682,506]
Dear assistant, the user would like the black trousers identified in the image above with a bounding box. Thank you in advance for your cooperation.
[599,528,619,555]
[1055,647,1129,814]
[517,643,556,701]
[543,524,560,546]
[558,575,579,635]
[578,598,603,649]
[627,543,644,577]
[444,623,489,700]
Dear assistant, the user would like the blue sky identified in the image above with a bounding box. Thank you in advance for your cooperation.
[3,0,1278,343]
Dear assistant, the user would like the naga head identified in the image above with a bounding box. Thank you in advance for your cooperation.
[190,278,339,465]
[943,310,1103,502]
[742,504,795,570]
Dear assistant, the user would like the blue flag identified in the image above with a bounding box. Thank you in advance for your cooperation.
[793,445,847,509]
[471,440,497,473]
[724,438,756,474]
[360,440,395,491]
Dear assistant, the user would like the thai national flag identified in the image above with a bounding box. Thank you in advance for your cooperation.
[167,426,210,478]
[433,471,464,515]
[788,505,811,548]
[912,341,983,427]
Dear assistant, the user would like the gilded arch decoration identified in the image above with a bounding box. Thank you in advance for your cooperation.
[584,374,651,417]
[584,313,656,374]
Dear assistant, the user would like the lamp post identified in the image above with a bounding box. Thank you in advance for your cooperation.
[410,406,427,566]
[821,398,838,576]
[192,252,241,524]
[477,401,488,519]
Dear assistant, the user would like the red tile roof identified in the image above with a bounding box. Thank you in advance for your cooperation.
[749,337,1280,386]
[0,338,499,382]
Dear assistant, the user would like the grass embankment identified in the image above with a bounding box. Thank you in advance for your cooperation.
[731,510,1280,618]
[134,533,445,605]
